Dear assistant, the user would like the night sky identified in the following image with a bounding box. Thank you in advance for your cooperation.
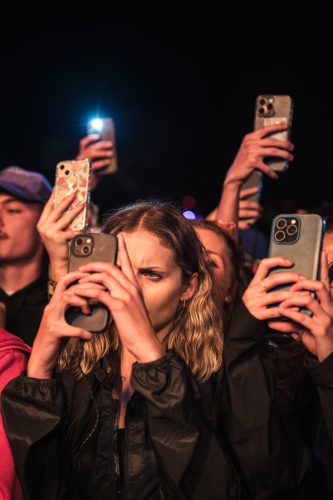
[1,10,332,233]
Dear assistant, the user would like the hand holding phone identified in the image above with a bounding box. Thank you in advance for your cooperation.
[53,159,91,231]
[275,253,333,360]
[87,117,118,175]
[242,95,294,204]
[267,213,325,318]
[268,214,324,283]
[65,232,118,333]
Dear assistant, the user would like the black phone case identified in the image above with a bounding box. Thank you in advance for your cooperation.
[268,213,325,315]
[65,232,118,333]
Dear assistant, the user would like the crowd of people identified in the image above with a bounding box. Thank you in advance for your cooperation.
[0,123,332,499]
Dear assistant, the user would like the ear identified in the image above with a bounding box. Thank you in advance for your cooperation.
[224,292,232,304]
[181,273,198,302]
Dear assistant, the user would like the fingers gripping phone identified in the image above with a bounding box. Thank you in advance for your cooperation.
[65,233,118,333]
[242,95,294,203]
[268,213,325,316]
[87,117,118,175]
[53,159,91,231]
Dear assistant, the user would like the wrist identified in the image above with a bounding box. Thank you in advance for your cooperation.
[132,340,165,363]
[49,262,68,282]
[223,176,242,190]
[316,343,333,364]
[27,359,54,379]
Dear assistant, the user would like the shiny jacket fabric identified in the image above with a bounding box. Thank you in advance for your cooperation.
[222,300,333,499]
[2,350,242,500]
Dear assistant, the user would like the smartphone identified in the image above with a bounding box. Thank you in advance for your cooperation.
[87,117,118,175]
[53,159,91,231]
[268,213,325,315]
[242,95,294,203]
[65,232,118,333]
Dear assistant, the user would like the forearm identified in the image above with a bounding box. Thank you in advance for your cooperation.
[48,260,68,282]
[216,178,242,226]
[27,317,62,379]
[27,356,55,379]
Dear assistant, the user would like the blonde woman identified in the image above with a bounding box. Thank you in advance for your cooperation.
[2,201,241,500]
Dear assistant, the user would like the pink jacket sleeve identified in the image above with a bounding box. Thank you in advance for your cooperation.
[0,334,29,500]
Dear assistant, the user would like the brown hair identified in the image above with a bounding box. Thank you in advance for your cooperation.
[192,219,247,327]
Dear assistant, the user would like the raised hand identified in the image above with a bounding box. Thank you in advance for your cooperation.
[27,271,92,379]
[77,134,114,191]
[37,191,85,281]
[277,253,333,362]
[224,124,294,186]
[242,256,305,321]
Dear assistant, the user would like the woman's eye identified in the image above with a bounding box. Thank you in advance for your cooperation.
[207,259,218,269]
[141,270,162,280]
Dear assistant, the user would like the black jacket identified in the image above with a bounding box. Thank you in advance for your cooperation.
[2,350,242,500]
[0,275,48,346]
[222,300,333,499]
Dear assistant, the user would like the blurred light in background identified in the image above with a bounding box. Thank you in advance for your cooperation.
[182,210,197,220]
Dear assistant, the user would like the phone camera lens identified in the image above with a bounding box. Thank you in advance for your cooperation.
[59,164,65,170]
[275,230,286,242]
[259,98,266,105]
[76,238,83,246]
[65,170,70,175]
[258,107,265,115]
[82,246,90,255]
[276,218,287,230]
[287,224,298,236]
[267,103,274,111]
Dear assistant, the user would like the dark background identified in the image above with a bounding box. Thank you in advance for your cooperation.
[1,10,332,233]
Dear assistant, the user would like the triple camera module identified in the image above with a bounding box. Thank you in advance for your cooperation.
[257,95,276,118]
[274,216,300,244]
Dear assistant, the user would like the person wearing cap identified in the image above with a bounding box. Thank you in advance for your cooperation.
[0,166,52,346]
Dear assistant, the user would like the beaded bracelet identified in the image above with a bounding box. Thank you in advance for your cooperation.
[47,279,57,300]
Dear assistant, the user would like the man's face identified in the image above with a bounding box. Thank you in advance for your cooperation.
[0,193,43,264]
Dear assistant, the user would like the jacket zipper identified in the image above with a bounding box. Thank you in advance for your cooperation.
[114,398,122,496]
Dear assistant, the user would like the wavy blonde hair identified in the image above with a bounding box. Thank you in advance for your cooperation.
[59,201,223,382]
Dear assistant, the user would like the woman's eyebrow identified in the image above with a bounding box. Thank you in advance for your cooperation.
[138,266,165,271]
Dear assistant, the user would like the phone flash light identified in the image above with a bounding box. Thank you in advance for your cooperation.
[291,219,297,224]
[89,118,103,132]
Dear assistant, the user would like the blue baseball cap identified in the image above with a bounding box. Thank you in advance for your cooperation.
[0,166,52,204]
